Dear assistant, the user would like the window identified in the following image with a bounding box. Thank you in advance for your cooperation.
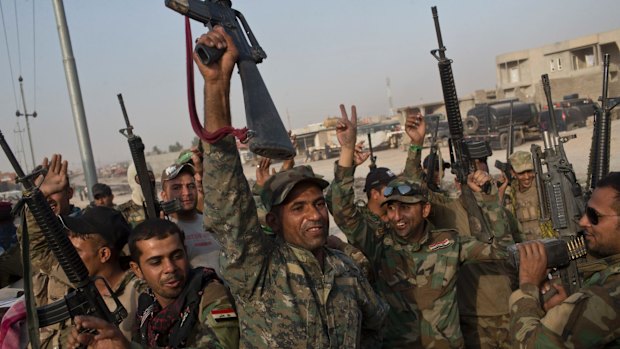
[571,46,596,70]
[509,66,520,82]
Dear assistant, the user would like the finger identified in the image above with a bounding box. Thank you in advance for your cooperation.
[271,168,276,175]
[60,160,69,178]
[350,105,357,126]
[339,104,349,122]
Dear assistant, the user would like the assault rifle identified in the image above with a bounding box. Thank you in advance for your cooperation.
[118,94,181,218]
[587,54,616,191]
[0,131,127,346]
[431,6,493,242]
[165,0,295,160]
[494,101,514,187]
[367,133,377,170]
[531,74,586,296]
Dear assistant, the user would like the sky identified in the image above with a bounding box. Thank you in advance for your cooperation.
[1,0,620,174]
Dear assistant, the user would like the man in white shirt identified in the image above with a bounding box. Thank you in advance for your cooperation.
[160,162,221,272]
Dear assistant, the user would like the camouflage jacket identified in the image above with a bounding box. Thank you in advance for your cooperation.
[118,200,146,229]
[329,162,509,348]
[509,253,620,348]
[202,136,388,349]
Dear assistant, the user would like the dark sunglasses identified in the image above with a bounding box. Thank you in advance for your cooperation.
[585,206,619,226]
[383,184,422,197]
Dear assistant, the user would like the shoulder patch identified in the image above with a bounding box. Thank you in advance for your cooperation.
[428,238,454,251]
[211,308,237,321]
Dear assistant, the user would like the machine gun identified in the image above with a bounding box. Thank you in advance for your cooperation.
[431,6,493,242]
[118,94,181,218]
[587,53,616,191]
[531,74,586,296]
[0,130,127,346]
[494,101,514,187]
[367,133,377,170]
[165,0,294,160]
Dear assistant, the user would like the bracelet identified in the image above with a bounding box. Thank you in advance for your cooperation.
[409,144,423,152]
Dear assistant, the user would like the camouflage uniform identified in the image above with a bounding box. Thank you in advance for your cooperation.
[19,207,141,348]
[404,147,521,349]
[503,151,553,241]
[329,159,510,348]
[509,253,620,347]
[118,200,146,229]
[202,136,388,348]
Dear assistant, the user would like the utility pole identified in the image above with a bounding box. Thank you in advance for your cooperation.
[13,122,28,173]
[16,76,37,170]
[52,0,98,200]
[386,77,395,116]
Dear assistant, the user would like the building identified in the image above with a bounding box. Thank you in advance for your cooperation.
[496,28,620,105]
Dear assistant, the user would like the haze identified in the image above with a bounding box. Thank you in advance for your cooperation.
[2,0,619,173]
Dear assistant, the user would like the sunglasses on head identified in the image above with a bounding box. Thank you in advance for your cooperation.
[585,206,620,225]
[383,184,422,198]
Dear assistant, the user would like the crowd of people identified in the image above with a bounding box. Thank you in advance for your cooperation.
[0,26,619,349]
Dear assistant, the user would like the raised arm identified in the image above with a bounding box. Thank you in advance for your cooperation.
[197,27,267,296]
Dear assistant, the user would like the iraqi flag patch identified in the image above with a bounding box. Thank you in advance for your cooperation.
[428,238,453,251]
[211,308,237,321]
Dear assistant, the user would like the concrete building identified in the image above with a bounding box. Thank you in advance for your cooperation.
[496,28,620,105]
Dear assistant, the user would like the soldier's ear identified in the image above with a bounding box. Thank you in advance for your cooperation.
[99,246,112,264]
[422,202,431,219]
[130,261,144,279]
[265,212,281,233]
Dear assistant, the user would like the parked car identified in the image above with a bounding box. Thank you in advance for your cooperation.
[539,106,587,132]
[559,94,598,117]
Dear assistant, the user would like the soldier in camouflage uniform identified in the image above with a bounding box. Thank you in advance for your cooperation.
[403,114,522,349]
[330,105,512,348]
[118,162,154,228]
[499,151,554,240]
[510,171,620,347]
[198,27,387,348]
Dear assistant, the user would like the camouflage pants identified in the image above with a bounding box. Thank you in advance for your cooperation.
[461,314,511,349]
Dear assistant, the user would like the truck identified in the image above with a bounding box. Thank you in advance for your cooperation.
[306,120,404,161]
[463,99,541,149]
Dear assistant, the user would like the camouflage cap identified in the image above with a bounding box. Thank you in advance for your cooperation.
[260,165,329,212]
[380,177,428,206]
[509,150,534,173]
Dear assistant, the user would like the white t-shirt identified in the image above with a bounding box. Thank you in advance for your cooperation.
[172,213,221,273]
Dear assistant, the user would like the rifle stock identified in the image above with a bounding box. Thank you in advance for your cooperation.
[431,6,493,242]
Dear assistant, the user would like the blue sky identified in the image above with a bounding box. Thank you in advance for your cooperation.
[1,0,620,172]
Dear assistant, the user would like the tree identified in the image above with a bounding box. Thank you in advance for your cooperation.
[151,146,162,155]
[169,141,183,153]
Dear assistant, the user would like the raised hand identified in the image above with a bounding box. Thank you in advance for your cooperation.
[336,104,358,149]
[353,141,370,166]
[39,154,69,197]
[256,157,273,187]
[405,112,426,146]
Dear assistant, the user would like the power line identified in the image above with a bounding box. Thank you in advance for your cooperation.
[13,0,22,74]
[0,0,19,109]
[32,0,36,109]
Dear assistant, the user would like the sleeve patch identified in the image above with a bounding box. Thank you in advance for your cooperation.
[428,238,454,251]
[211,308,238,321]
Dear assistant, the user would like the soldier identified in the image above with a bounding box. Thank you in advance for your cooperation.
[402,114,520,349]
[330,105,511,348]
[62,205,141,341]
[118,163,154,228]
[160,162,220,272]
[91,183,115,209]
[499,150,554,240]
[0,201,21,288]
[20,155,141,347]
[68,219,240,348]
[199,27,387,347]
[510,171,620,347]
